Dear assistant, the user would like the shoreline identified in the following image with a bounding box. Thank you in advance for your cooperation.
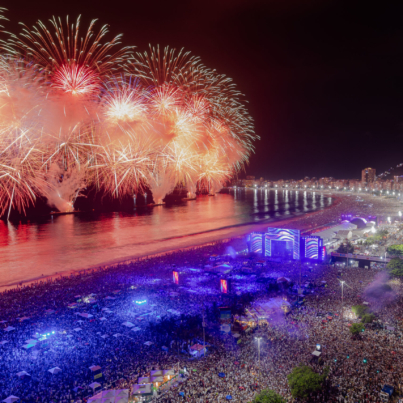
[0,193,341,292]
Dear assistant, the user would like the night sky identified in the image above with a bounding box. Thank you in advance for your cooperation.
[3,0,403,180]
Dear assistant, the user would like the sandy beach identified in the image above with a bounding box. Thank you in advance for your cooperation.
[3,190,399,292]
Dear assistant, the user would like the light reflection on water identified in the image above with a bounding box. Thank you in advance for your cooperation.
[0,190,330,286]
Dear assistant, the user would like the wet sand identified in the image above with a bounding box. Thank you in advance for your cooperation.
[0,193,341,291]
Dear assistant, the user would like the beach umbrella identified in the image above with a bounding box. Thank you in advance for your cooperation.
[218,372,225,378]
[2,396,19,403]
[226,395,232,400]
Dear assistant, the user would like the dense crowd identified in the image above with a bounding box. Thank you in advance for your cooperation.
[1,192,403,403]
[285,191,402,233]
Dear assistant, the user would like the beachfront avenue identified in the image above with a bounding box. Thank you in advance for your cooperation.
[1,192,403,402]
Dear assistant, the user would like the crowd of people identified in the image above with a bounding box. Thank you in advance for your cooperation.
[1,192,403,403]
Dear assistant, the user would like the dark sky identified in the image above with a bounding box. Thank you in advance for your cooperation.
[3,0,403,180]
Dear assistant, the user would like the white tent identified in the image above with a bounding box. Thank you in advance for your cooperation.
[0,340,9,345]
[122,322,134,328]
[25,339,37,345]
[79,313,94,319]
[150,370,163,377]
[48,367,62,374]
[2,396,19,403]
[74,328,82,332]
[89,382,101,390]
[131,327,141,332]
[88,389,129,403]
[162,369,175,376]
[312,351,321,357]
[132,384,152,396]
[113,333,122,338]
[16,371,30,378]
[22,344,35,350]
[99,317,107,321]
[4,326,15,332]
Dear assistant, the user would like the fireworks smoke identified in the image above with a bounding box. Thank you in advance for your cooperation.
[0,12,257,217]
[364,272,396,311]
[42,163,86,212]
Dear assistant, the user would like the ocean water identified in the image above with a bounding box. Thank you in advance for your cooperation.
[0,189,330,286]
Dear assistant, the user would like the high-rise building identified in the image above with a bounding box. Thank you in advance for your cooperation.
[361,168,376,184]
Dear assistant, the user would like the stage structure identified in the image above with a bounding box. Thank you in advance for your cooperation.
[248,228,326,261]
[249,233,263,254]
[300,235,325,261]
[248,228,300,259]
[265,228,300,259]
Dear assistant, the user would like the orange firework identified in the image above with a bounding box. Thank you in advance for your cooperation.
[7,15,133,96]
[52,64,99,96]
[101,78,148,124]
[0,12,257,217]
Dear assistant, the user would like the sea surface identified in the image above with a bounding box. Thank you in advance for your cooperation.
[0,189,331,286]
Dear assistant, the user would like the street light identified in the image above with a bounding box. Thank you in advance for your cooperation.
[255,337,262,375]
[340,280,345,331]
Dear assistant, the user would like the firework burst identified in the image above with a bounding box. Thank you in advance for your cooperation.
[0,13,257,217]
[7,15,132,96]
